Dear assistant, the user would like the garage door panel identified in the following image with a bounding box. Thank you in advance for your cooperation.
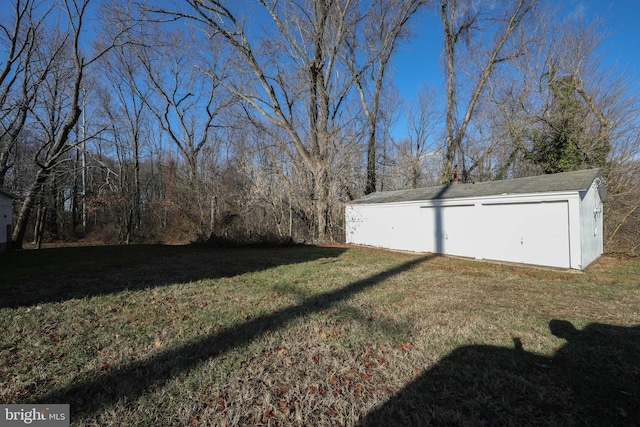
[422,205,477,257]
[483,201,570,268]
[442,205,477,257]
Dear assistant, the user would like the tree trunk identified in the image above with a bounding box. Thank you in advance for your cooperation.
[440,0,457,185]
[365,126,377,194]
[13,171,48,249]
[36,206,47,249]
[313,164,330,241]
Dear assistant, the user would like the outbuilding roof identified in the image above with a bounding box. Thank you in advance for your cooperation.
[0,188,16,199]
[351,168,606,204]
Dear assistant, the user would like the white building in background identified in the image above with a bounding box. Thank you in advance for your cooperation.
[0,189,14,252]
[346,169,606,270]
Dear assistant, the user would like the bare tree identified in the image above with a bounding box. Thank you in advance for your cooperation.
[396,85,442,188]
[130,23,233,185]
[92,2,150,241]
[487,12,629,177]
[0,0,54,188]
[345,0,425,194]
[481,10,640,253]
[439,0,537,184]
[149,0,365,241]
[11,0,130,249]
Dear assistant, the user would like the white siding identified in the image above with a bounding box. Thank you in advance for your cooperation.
[345,204,429,252]
[420,204,478,257]
[0,193,11,248]
[346,186,602,270]
[579,184,604,268]
[480,201,570,268]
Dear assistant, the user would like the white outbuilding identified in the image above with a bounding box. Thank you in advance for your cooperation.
[346,169,606,270]
[0,189,14,252]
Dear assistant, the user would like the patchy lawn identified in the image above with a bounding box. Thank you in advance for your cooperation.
[1,244,639,426]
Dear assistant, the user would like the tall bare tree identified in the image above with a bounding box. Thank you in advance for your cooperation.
[150,0,363,241]
[397,85,441,188]
[130,24,233,185]
[439,0,536,184]
[346,0,425,194]
[92,2,149,241]
[0,0,53,188]
[486,12,625,178]
[483,11,639,253]
[11,0,130,248]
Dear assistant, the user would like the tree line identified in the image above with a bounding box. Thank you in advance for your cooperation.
[1,0,639,254]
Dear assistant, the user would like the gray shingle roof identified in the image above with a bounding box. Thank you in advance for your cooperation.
[350,169,605,204]
[0,188,16,199]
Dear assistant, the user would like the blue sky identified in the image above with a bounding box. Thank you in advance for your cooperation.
[582,0,640,71]
[390,0,640,139]
[76,0,638,143]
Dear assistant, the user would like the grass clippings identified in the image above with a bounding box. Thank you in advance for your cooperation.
[1,244,639,426]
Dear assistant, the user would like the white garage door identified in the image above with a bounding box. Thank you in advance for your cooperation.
[482,201,570,268]
[421,204,477,257]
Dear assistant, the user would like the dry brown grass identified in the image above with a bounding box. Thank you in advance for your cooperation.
[1,245,638,426]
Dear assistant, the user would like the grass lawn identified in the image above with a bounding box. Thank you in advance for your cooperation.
[1,244,639,426]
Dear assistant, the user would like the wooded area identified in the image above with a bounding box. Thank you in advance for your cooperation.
[1,0,639,253]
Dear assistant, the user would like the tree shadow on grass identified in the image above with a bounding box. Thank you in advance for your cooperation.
[0,244,346,308]
[359,320,640,426]
[32,253,434,419]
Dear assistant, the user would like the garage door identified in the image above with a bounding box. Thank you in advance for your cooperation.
[421,204,477,257]
[482,201,570,268]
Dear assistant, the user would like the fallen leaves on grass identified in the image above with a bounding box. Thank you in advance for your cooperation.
[2,245,639,426]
